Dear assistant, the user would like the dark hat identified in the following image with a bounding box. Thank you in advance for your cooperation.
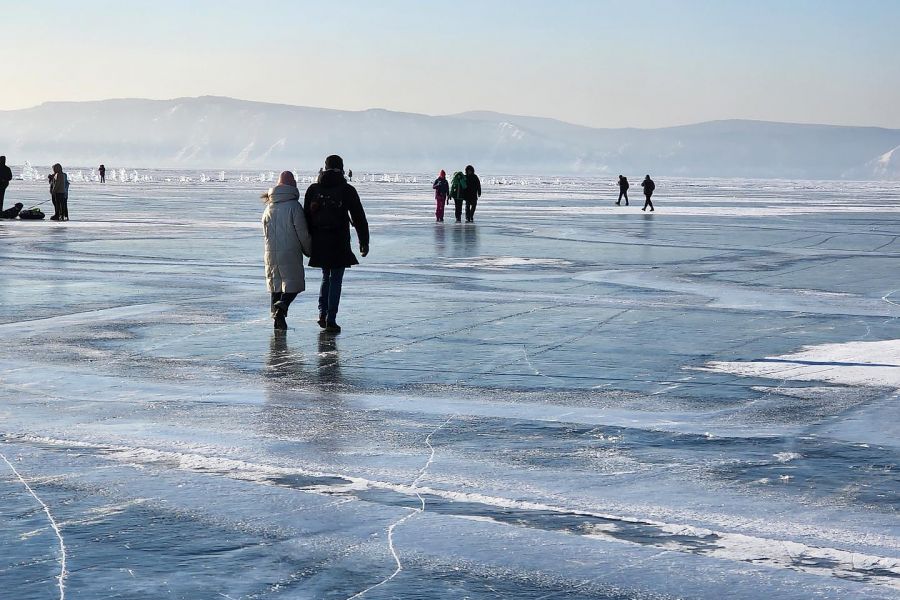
[324,155,344,170]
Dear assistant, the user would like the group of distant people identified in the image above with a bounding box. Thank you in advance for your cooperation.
[616,174,656,211]
[0,156,72,220]
[431,165,482,223]
[262,154,368,334]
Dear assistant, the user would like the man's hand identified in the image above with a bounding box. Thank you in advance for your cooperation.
[360,244,369,257]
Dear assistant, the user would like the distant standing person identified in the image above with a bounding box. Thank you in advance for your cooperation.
[450,170,466,223]
[51,164,69,221]
[304,154,369,334]
[347,169,353,181]
[616,175,629,206]
[99,164,106,183]
[641,174,655,212]
[432,169,449,222]
[463,165,482,222]
[0,156,12,213]
[262,171,312,331]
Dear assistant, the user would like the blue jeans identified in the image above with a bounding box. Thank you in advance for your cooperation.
[318,267,345,322]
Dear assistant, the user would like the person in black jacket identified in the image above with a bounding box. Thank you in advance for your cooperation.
[616,175,629,206]
[641,174,655,212]
[463,165,481,222]
[0,156,13,213]
[304,154,369,334]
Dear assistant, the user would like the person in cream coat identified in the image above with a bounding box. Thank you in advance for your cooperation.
[262,171,312,331]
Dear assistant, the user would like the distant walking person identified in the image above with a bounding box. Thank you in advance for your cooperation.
[450,170,466,222]
[304,154,369,334]
[616,175,629,206]
[432,169,449,222]
[0,156,12,213]
[463,165,482,222]
[641,174,655,212]
[262,171,312,331]
[51,164,69,221]
[99,164,106,183]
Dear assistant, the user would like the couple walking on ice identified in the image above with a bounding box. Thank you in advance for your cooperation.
[433,165,481,223]
[262,154,369,333]
[617,174,655,211]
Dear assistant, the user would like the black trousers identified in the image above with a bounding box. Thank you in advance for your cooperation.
[0,182,7,212]
[465,198,477,221]
[271,291,298,316]
[643,193,654,210]
[617,189,628,204]
[52,193,68,220]
[453,197,463,221]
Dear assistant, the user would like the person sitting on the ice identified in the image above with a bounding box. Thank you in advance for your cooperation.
[0,202,23,219]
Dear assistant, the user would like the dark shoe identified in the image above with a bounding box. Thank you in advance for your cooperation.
[273,300,289,315]
[456,219,461,223]
[650,208,654,211]
[615,202,620,206]
[641,208,646,211]
[274,313,288,330]
[325,322,341,334]
[50,215,59,221]
[316,314,327,328]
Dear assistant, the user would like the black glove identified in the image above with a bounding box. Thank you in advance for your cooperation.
[360,244,369,257]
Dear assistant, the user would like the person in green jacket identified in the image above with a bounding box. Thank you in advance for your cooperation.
[449,171,467,223]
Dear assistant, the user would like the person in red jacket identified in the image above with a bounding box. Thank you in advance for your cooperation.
[432,170,449,222]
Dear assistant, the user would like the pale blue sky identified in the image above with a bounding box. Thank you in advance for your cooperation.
[3,0,899,128]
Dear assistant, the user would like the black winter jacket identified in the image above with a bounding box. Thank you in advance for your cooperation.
[432,177,449,198]
[304,171,370,269]
[463,173,481,202]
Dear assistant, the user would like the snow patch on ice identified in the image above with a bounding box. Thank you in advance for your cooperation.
[772,452,802,463]
[701,338,900,388]
[445,256,572,269]
[11,433,900,589]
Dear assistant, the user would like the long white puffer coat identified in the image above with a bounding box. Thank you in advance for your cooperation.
[262,185,312,293]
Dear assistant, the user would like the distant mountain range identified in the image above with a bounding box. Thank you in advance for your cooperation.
[1,96,898,179]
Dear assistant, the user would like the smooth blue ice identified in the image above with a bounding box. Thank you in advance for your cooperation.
[1,173,899,599]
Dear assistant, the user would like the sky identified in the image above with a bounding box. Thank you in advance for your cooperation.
[2,0,899,129]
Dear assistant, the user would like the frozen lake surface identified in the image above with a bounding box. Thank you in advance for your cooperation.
[1,174,899,599]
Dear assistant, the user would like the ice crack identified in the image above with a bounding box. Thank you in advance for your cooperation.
[1,451,68,600]
[346,416,454,600]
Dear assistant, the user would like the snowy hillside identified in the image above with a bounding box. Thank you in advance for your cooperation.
[1,96,899,178]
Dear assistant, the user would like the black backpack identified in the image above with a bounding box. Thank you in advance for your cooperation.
[309,187,346,231]
[18,208,46,220]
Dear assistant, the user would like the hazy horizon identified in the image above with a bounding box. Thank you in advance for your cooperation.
[2,1,899,130]
[5,93,900,132]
